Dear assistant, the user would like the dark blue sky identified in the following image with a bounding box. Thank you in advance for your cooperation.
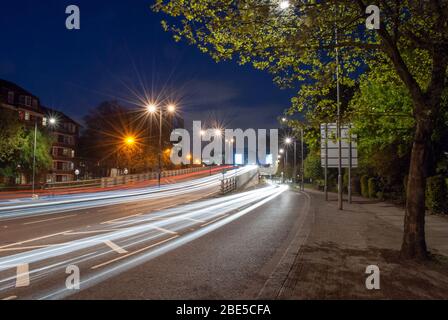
[0,0,295,129]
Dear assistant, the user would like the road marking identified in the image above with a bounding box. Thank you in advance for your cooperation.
[100,213,142,224]
[0,244,60,252]
[183,217,205,223]
[103,240,127,254]
[149,225,177,235]
[2,295,17,300]
[200,214,229,227]
[91,235,179,270]
[0,230,71,250]
[15,264,30,288]
[23,214,77,225]
[63,229,121,235]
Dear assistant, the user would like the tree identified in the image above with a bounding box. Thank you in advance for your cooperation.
[19,128,53,182]
[79,101,160,175]
[154,0,448,260]
[0,109,52,184]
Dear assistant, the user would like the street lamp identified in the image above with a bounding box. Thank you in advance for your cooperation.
[279,0,290,10]
[31,116,57,199]
[156,104,176,186]
[124,136,135,145]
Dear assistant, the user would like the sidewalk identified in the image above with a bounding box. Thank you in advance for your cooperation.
[279,189,448,299]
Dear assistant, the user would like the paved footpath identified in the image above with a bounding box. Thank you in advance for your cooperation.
[272,188,448,299]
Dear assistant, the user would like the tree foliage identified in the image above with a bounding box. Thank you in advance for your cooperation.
[153,0,448,259]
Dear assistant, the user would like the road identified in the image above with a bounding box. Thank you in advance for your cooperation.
[0,170,309,300]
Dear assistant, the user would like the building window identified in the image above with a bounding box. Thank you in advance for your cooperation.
[7,91,14,104]
[32,99,38,108]
[25,96,32,106]
[24,112,30,121]
[42,117,47,126]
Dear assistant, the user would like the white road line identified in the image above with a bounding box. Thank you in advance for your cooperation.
[22,214,77,225]
[63,229,121,235]
[100,213,142,224]
[103,240,127,254]
[0,244,60,252]
[15,264,30,288]
[91,235,179,270]
[200,214,230,227]
[149,225,177,235]
[183,217,205,223]
[2,295,17,300]
[0,230,72,250]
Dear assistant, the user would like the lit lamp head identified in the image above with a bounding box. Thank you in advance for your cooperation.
[49,117,57,125]
[285,137,292,144]
[214,129,222,136]
[146,103,157,114]
[125,136,135,145]
[167,104,176,113]
[279,148,285,154]
[279,1,290,10]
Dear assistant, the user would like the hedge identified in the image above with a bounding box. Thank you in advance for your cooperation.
[426,175,447,214]
[360,175,369,198]
[368,178,379,199]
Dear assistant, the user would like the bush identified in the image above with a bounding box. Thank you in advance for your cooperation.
[368,178,378,198]
[360,175,369,198]
[426,175,447,214]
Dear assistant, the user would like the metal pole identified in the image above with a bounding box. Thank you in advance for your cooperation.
[31,120,37,198]
[293,140,297,184]
[149,115,153,170]
[325,123,328,201]
[158,109,162,187]
[336,22,343,210]
[301,128,304,191]
[285,149,288,181]
[348,123,352,204]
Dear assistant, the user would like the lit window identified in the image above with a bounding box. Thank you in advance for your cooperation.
[42,117,47,126]
[24,112,30,121]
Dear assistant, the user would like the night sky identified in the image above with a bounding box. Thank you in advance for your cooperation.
[0,0,295,130]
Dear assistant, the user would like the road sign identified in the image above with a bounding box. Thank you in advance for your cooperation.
[320,123,358,168]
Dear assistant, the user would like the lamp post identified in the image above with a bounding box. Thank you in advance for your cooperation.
[146,103,157,171]
[160,104,175,187]
[32,116,56,199]
[146,103,176,186]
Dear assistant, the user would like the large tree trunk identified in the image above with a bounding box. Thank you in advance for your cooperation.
[401,118,433,260]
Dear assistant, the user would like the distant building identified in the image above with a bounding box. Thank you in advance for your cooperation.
[41,106,81,183]
[0,79,80,184]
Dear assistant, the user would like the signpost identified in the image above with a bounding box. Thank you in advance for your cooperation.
[320,123,358,204]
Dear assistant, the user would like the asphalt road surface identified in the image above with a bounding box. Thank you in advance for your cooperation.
[0,170,308,300]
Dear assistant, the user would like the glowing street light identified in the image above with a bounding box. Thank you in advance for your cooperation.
[279,0,290,10]
[32,115,57,199]
[279,148,284,154]
[285,137,292,144]
[156,103,176,186]
[125,136,135,145]
[146,103,157,114]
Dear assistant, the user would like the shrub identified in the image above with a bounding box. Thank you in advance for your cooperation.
[368,178,378,199]
[426,175,447,214]
[360,175,369,198]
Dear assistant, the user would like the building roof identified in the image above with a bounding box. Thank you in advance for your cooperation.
[41,106,82,127]
[0,79,39,100]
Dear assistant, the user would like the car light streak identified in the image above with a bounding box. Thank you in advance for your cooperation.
[0,166,257,219]
[37,184,288,300]
[0,182,287,298]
